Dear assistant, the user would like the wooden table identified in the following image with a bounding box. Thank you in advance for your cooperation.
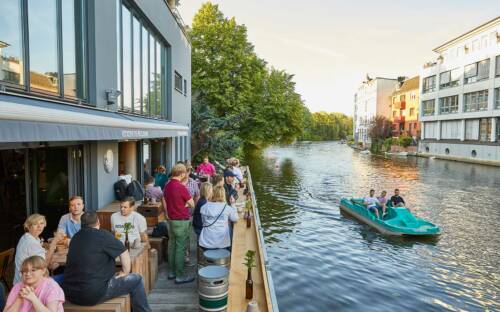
[97,201,166,231]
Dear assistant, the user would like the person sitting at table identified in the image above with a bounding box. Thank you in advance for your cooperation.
[63,212,152,311]
[364,189,381,219]
[57,196,84,243]
[163,163,195,284]
[199,186,238,251]
[14,214,63,285]
[111,197,149,248]
[145,176,166,207]
[4,255,65,312]
[390,188,406,207]
[196,155,216,177]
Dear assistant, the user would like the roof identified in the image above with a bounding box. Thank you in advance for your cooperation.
[393,76,420,95]
[433,16,500,53]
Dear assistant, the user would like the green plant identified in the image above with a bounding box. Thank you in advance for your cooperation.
[398,136,412,148]
[243,250,256,269]
[384,137,397,152]
[123,222,132,234]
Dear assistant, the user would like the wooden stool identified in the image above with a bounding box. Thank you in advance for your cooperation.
[148,237,167,264]
[63,294,131,312]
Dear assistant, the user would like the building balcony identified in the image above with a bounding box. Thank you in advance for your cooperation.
[393,101,406,109]
[393,116,405,123]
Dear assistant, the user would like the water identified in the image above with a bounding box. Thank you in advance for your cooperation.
[247,141,500,312]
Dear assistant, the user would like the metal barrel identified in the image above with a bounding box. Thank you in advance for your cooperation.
[203,249,231,268]
[198,265,229,312]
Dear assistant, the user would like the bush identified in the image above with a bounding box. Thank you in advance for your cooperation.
[383,137,397,152]
[398,136,412,148]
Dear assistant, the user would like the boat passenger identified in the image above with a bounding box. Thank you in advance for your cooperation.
[111,197,149,248]
[377,191,388,216]
[193,182,213,237]
[5,256,65,312]
[182,165,200,204]
[57,195,84,242]
[390,189,406,207]
[14,214,63,285]
[211,174,224,187]
[223,170,238,205]
[229,158,244,185]
[196,155,216,177]
[62,213,152,311]
[199,186,238,251]
[364,189,380,219]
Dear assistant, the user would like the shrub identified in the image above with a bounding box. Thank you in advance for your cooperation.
[398,136,412,147]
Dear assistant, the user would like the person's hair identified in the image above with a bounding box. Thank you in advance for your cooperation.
[171,163,187,177]
[395,188,399,192]
[176,161,184,165]
[156,165,166,173]
[211,186,226,203]
[69,195,83,205]
[21,255,48,276]
[121,197,135,207]
[381,190,387,195]
[24,214,46,232]
[200,182,213,200]
[232,158,240,166]
[211,174,223,186]
[81,212,99,228]
[145,176,155,185]
[370,189,375,193]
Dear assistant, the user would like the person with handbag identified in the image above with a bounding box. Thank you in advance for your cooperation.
[199,186,238,251]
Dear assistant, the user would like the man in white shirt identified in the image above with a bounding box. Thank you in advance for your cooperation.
[364,189,381,219]
[111,197,148,247]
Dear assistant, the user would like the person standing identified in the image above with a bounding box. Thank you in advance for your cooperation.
[163,164,195,284]
[62,212,151,312]
[223,170,238,205]
[196,156,216,177]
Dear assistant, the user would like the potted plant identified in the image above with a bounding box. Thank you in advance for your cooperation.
[243,250,256,299]
[123,222,132,251]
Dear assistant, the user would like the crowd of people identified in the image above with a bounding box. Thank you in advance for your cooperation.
[2,155,244,311]
[363,188,406,219]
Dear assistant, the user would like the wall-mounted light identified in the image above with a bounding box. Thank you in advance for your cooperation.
[105,89,121,105]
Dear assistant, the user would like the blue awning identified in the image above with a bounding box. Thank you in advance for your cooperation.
[0,94,189,142]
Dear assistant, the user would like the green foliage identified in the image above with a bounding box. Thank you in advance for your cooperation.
[123,222,132,234]
[369,115,392,141]
[300,111,353,141]
[370,139,383,154]
[398,135,412,147]
[384,137,397,152]
[190,3,307,160]
[243,250,256,269]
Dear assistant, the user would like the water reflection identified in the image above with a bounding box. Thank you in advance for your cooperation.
[248,142,500,312]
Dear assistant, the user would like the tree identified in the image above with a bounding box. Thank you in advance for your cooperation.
[300,111,353,141]
[369,115,392,141]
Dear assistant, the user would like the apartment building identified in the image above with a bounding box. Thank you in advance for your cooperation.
[390,76,420,137]
[0,0,191,250]
[354,76,400,145]
[419,17,500,164]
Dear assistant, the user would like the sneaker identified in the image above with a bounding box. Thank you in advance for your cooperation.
[167,272,176,280]
[175,275,195,284]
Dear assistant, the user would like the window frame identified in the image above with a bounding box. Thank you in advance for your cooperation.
[464,58,490,84]
[464,90,488,112]
[422,75,436,93]
[174,71,182,93]
[422,99,435,116]
[439,95,458,115]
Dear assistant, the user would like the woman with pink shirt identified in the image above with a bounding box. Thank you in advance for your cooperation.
[5,255,65,312]
[195,156,216,177]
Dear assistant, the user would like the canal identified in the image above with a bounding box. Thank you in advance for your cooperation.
[247,141,499,312]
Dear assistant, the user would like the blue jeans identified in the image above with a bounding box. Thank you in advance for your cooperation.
[100,273,152,312]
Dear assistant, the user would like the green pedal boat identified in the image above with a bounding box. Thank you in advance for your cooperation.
[339,198,441,236]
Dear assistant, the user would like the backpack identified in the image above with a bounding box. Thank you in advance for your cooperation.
[114,179,128,201]
[126,180,144,201]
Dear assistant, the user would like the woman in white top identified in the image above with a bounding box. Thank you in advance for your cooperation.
[199,186,238,250]
[14,214,63,284]
[230,158,244,184]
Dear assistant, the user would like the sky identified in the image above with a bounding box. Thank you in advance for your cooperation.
[177,0,500,116]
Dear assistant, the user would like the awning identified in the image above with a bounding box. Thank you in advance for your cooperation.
[0,94,189,142]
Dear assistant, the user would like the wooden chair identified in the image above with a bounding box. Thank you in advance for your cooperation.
[0,248,14,290]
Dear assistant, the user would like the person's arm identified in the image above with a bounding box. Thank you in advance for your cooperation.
[401,197,405,204]
[3,292,22,312]
[18,286,58,312]
[229,207,239,222]
[117,250,131,277]
[45,231,63,268]
[186,198,195,209]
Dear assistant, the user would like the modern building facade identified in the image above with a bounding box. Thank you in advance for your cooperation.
[353,76,400,145]
[390,76,420,137]
[0,0,191,251]
[419,17,500,164]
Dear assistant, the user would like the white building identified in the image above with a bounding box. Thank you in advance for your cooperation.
[419,17,500,164]
[353,76,400,145]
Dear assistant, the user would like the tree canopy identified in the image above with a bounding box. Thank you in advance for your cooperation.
[300,111,353,141]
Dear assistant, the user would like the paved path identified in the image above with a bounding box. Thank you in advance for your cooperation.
[148,233,198,312]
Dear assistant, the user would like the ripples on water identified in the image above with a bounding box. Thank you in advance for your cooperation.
[247,142,500,312]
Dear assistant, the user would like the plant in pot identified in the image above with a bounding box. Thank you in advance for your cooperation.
[243,250,256,299]
[123,222,132,251]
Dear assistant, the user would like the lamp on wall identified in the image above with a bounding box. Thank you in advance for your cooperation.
[105,89,121,105]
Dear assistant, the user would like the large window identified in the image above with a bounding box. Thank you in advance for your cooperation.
[464,59,490,84]
[422,99,435,116]
[117,2,168,118]
[439,68,460,89]
[439,95,458,114]
[479,118,491,142]
[464,90,488,112]
[0,0,87,100]
[422,76,436,93]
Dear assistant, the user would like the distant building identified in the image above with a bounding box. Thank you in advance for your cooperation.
[353,76,400,145]
[390,76,420,137]
[419,17,500,164]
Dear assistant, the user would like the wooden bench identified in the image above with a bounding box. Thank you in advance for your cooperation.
[63,295,131,312]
